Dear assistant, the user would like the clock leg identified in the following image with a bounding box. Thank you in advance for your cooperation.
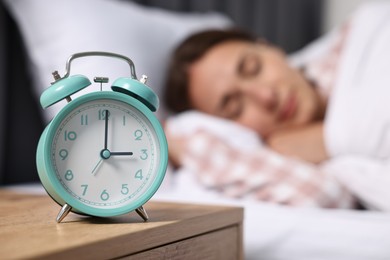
[135,206,149,222]
[56,203,72,223]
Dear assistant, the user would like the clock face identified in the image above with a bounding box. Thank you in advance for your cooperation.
[46,94,166,215]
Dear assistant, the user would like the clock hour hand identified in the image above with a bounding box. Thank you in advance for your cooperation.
[110,151,133,156]
[100,149,133,159]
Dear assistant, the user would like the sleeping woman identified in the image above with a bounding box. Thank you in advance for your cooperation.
[164,29,328,164]
[162,2,390,210]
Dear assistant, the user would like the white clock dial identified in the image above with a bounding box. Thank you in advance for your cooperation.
[51,99,160,209]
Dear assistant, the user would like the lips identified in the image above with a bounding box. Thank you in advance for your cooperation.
[278,91,297,121]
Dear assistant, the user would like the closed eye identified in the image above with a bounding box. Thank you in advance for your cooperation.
[238,53,261,78]
[219,91,244,119]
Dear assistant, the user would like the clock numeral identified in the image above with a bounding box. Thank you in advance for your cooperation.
[135,169,143,180]
[81,114,88,125]
[100,189,110,201]
[123,115,126,126]
[140,149,148,160]
[64,170,74,181]
[98,109,110,120]
[64,130,77,141]
[59,149,68,160]
[81,184,88,196]
[121,184,129,195]
[134,130,143,140]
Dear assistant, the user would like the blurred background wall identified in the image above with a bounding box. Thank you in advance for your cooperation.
[323,0,373,32]
[132,0,323,53]
[132,0,375,52]
[0,0,375,185]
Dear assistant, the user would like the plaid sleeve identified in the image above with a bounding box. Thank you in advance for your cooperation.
[182,131,357,208]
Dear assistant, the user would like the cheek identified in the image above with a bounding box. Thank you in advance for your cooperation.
[294,77,319,122]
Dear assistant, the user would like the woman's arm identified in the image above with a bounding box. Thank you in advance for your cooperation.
[266,121,328,163]
[168,121,328,165]
[167,130,355,207]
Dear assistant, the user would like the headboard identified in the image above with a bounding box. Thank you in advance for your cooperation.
[0,0,323,185]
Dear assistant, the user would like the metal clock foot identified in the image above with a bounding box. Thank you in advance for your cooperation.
[135,206,149,221]
[56,203,72,223]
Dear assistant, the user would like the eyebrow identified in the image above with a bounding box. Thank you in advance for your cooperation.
[237,53,247,75]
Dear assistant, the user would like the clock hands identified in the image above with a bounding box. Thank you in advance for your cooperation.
[92,109,133,175]
[92,152,133,175]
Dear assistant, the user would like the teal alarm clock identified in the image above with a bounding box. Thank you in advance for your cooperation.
[36,52,168,223]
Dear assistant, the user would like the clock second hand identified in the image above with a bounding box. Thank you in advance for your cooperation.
[91,158,104,175]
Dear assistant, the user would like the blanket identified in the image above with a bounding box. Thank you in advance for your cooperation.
[320,2,390,210]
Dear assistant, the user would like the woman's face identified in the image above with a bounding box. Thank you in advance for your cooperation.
[188,41,324,137]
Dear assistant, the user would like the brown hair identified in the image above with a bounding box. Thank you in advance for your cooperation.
[163,28,257,113]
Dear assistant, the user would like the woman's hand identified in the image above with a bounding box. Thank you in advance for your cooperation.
[165,130,187,168]
[265,122,328,164]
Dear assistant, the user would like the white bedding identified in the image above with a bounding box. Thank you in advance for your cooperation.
[154,169,390,260]
[288,1,390,211]
[160,111,390,259]
[319,2,390,211]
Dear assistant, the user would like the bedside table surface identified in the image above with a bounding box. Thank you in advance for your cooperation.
[0,188,243,259]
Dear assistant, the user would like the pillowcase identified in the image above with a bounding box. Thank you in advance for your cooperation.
[4,0,231,121]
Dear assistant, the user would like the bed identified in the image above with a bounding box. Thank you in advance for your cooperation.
[2,0,390,259]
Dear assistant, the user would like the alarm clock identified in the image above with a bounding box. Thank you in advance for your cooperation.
[36,52,168,223]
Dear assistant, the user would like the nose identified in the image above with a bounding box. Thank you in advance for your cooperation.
[241,82,277,111]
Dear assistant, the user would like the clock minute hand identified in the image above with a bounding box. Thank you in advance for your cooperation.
[104,109,109,150]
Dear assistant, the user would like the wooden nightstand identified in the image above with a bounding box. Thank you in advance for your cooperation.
[0,189,243,259]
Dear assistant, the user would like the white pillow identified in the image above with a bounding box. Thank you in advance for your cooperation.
[4,0,231,121]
